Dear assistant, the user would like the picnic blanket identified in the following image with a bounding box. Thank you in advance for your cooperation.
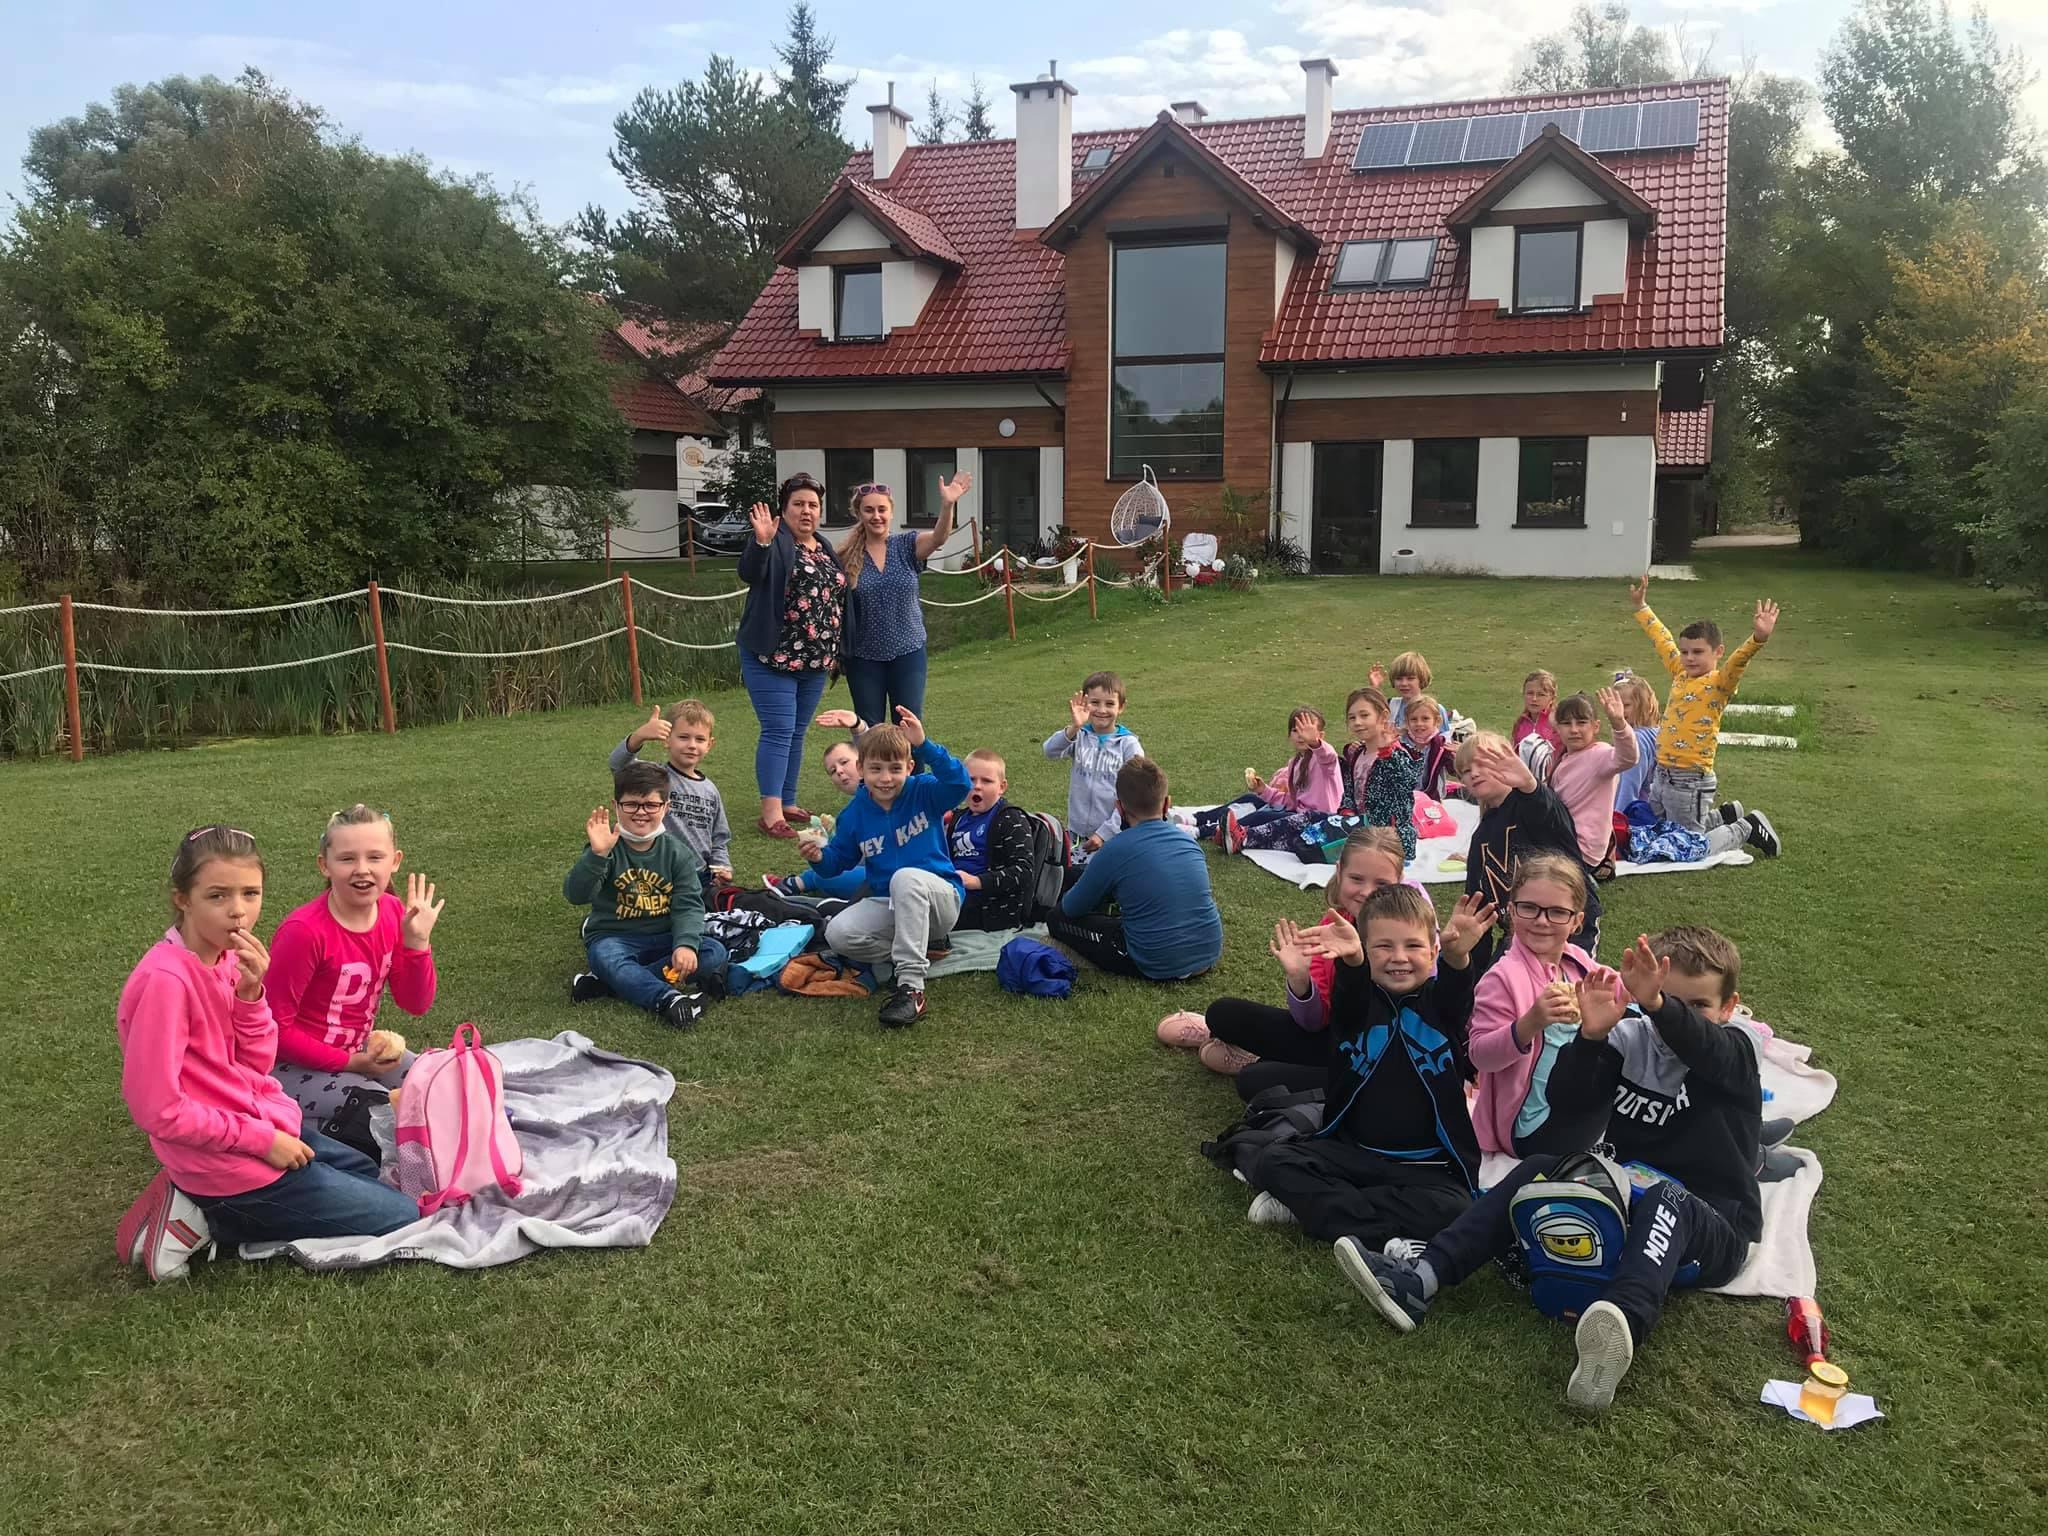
[871,923,1050,988]
[1204,797,1755,889]
[1476,1027,1836,1299]
[243,1031,676,1273]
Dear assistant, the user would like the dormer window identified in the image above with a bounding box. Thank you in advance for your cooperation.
[1080,145,1114,171]
[834,265,884,339]
[1333,238,1437,291]
[1513,226,1581,312]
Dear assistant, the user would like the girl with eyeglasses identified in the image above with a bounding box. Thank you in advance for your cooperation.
[1464,853,1609,1160]
[116,826,422,1283]
[835,472,971,731]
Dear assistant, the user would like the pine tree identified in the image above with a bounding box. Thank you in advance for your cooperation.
[916,80,956,146]
[774,2,852,136]
[961,76,997,141]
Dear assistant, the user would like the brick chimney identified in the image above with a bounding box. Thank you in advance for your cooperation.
[869,82,912,181]
[1010,61,1076,230]
[1171,100,1209,125]
[1302,58,1339,159]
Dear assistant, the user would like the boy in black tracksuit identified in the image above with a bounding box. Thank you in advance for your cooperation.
[1246,885,1496,1247]
[944,749,1039,931]
[1338,925,1762,1414]
[1459,732,1603,966]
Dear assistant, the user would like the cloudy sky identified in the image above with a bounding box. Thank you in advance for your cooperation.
[4,1,2044,225]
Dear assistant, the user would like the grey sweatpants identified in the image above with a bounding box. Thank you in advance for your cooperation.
[1648,765,1747,855]
[824,868,962,991]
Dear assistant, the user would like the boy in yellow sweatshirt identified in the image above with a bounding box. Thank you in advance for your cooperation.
[1629,575,1783,858]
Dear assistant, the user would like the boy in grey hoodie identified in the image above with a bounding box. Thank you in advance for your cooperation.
[610,700,732,896]
[1043,671,1145,865]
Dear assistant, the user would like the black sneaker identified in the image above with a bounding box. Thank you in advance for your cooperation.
[877,985,926,1029]
[1717,799,1746,826]
[569,971,609,1004]
[1760,1116,1795,1150]
[1333,1236,1430,1333]
[659,990,705,1029]
[1744,809,1782,857]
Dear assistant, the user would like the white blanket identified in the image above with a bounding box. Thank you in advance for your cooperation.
[244,1031,677,1272]
[1475,1030,1835,1299]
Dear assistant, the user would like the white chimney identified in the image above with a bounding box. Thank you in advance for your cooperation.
[869,82,912,181]
[1171,100,1208,125]
[1010,61,1076,230]
[1301,58,1339,159]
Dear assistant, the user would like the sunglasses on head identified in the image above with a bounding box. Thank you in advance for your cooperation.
[853,482,894,498]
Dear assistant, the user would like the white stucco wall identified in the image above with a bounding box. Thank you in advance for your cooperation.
[1040,447,1065,541]
[1276,441,1311,546]
[1286,363,1657,399]
[1013,84,1074,229]
[1496,161,1607,209]
[1274,236,1298,318]
[776,448,826,491]
[612,489,681,560]
[796,266,831,336]
[872,449,908,514]
[775,383,1066,411]
[816,211,889,251]
[1469,225,1513,308]
[882,260,941,331]
[1581,218,1629,303]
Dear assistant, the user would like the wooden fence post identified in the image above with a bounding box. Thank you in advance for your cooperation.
[1002,548,1017,642]
[620,572,643,705]
[366,582,397,735]
[58,593,83,762]
[685,513,698,576]
[1086,543,1098,620]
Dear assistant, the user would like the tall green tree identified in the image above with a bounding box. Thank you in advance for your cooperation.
[1,73,626,604]
[775,2,853,136]
[1509,3,1674,92]
[961,76,997,141]
[917,80,956,146]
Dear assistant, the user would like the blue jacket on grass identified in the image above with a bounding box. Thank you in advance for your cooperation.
[812,739,971,899]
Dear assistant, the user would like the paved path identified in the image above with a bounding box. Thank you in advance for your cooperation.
[1694,531,1799,549]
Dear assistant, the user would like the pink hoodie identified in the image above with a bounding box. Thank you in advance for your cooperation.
[118,929,302,1197]
[1467,933,1594,1155]
[1258,740,1344,814]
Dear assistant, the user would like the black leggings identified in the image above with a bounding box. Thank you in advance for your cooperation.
[1248,1141,1471,1246]
[1205,995,1329,1100]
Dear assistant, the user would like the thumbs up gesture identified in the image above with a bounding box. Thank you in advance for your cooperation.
[630,704,671,750]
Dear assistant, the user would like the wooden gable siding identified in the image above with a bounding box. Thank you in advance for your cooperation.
[1061,149,1277,546]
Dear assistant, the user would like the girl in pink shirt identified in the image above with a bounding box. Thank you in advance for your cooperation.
[1513,669,1563,755]
[1544,688,1639,884]
[1195,706,1343,845]
[270,804,445,1123]
[116,826,419,1283]
[1465,854,1603,1159]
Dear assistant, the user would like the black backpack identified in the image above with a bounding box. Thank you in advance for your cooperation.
[1200,1086,1326,1182]
[1024,810,1070,923]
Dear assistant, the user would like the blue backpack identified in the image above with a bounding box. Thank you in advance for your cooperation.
[996,936,1076,999]
[1509,1151,1701,1320]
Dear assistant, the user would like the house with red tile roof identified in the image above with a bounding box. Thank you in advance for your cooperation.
[711,63,1725,576]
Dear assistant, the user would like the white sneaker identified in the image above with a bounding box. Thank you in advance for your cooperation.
[137,1183,214,1283]
[1247,1191,1298,1227]
[1566,1300,1636,1413]
[1382,1236,1428,1263]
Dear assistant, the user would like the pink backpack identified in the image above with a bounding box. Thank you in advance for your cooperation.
[1412,789,1460,839]
[393,1022,523,1215]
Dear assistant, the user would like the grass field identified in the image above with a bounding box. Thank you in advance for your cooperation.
[4,549,2044,1535]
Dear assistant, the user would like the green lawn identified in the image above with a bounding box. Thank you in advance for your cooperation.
[3,550,2044,1535]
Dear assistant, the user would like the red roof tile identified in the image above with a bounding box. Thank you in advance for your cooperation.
[615,318,760,422]
[776,178,964,269]
[712,79,1725,385]
[1656,403,1714,471]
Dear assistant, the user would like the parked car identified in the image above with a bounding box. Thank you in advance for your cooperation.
[686,502,748,555]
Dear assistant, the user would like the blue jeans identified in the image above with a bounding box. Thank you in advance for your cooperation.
[741,653,831,804]
[844,648,928,732]
[193,1128,421,1245]
[586,929,730,1014]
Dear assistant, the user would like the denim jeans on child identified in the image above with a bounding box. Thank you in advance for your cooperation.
[1648,765,1746,855]
[585,929,731,1013]
[192,1127,421,1246]
[740,652,831,803]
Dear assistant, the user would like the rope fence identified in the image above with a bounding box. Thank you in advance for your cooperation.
[4,535,1175,759]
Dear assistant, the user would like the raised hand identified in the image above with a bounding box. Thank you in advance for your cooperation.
[938,470,974,506]
[1442,892,1498,962]
[1068,691,1088,731]
[748,503,777,545]
[1597,685,1627,729]
[634,704,671,748]
[586,806,619,857]
[815,707,860,730]
[1296,909,1365,968]
[227,927,271,1001]
[1753,598,1780,643]
[1628,573,1649,609]
[1617,933,1670,1011]
[1269,919,1312,992]
[401,872,444,949]
[1472,737,1536,793]
[1576,966,1628,1040]
[894,705,926,748]
[265,1131,315,1171]
[1369,663,1387,690]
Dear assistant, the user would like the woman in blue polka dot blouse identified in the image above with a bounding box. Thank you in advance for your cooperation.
[833,471,972,729]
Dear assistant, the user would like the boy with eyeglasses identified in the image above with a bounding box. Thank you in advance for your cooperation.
[564,760,726,1027]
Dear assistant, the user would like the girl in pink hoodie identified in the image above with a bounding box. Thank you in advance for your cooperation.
[115,826,420,1283]
[1466,853,1608,1159]
[1196,706,1343,849]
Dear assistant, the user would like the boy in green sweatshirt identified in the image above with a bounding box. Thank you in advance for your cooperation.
[564,760,724,1027]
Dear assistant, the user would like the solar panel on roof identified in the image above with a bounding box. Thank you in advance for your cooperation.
[1406,117,1470,166]
[1352,121,1416,170]
[1636,97,1700,150]
[1462,113,1525,162]
[1520,109,1583,147]
[1577,102,1641,153]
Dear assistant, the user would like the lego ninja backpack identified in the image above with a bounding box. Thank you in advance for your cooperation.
[1509,1150,1701,1320]
[393,1022,524,1216]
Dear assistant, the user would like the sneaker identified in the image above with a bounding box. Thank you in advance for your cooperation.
[1760,1116,1795,1150]
[569,971,609,1004]
[1717,800,1747,826]
[117,1168,174,1266]
[1566,1300,1636,1413]
[878,985,926,1029]
[1246,1191,1298,1227]
[659,990,705,1029]
[1333,1237,1430,1333]
[1220,810,1248,855]
[1197,1039,1259,1076]
[1156,1010,1211,1050]
[1744,809,1782,858]
[1382,1236,1428,1263]
[128,1181,213,1283]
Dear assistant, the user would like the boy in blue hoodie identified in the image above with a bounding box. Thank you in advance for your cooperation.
[804,707,970,1027]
